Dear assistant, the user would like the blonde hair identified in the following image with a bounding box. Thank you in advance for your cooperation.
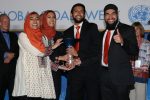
[132,22,144,38]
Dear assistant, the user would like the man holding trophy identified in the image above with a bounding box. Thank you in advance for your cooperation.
[61,3,100,100]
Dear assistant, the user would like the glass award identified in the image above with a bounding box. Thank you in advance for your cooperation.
[64,38,74,67]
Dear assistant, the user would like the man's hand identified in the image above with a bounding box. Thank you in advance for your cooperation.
[66,46,78,56]
[74,57,81,66]
[58,57,81,71]
[113,29,123,44]
[4,52,15,64]
[55,54,69,61]
[7,52,15,59]
[4,58,11,64]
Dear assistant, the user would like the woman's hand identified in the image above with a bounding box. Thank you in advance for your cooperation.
[52,38,63,49]
[55,54,69,62]
[51,61,59,71]
[44,46,53,56]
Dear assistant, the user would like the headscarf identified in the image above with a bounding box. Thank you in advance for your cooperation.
[40,10,56,40]
[24,11,45,53]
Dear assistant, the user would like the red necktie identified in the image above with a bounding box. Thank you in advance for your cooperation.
[75,26,80,51]
[103,30,111,65]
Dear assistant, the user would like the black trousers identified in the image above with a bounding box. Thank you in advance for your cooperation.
[66,67,100,100]
[100,68,130,100]
[0,66,15,100]
[52,70,62,100]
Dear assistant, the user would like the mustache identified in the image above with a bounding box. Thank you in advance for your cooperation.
[73,17,85,23]
[105,19,119,30]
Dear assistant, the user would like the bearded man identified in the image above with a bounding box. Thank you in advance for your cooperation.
[63,3,100,100]
[98,4,139,100]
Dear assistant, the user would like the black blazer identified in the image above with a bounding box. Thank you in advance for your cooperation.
[63,20,100,73]
[50,31,65,62]
[99,22,139,85]
[0,31,19,75]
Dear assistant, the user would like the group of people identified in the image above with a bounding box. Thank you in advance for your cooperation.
[0,2,149,100]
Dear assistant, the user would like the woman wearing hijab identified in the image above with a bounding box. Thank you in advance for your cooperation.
[12,11,56,100]
[40,10,67,100]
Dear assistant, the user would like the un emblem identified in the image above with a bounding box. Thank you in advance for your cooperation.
[128,5,150,25]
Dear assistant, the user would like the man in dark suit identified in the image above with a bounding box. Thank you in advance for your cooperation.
[0,14,19,100]
[99,4,139,100]
[63,3,100,100]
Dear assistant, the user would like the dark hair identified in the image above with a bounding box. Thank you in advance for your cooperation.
[104,4,118,15]
[0,13,10,20]
[132,22,144,38]
[71,3,86,14]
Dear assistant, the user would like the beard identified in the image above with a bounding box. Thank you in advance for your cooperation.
[73,17,85,23]
[105,19,119,30]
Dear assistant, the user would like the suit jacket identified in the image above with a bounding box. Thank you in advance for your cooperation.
[49,31,65,99]
[0,30,19,76]
[99,22,139,85]
[63,20,100,76]
[50,31,65,62]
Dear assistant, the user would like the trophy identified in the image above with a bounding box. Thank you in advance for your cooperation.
[48,37,54,55]
[43,36,54,55]
[64,38,74,67]
[38,36,54,68]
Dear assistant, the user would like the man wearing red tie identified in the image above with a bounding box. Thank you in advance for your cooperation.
[99,4,139,100]
[63,3,100,100]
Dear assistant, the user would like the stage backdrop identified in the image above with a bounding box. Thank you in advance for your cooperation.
[0,0,150,30]
[1,1,150,100]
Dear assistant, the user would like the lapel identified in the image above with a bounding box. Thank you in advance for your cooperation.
[9,32,14,50]
[68,26,75,39]
[102,30,106,37]
[0,31,9,50]
[109,22,122,51]
[63,26,75,46]
[100,30,106,56]
[101,30,107,44]
[80,20,88,40]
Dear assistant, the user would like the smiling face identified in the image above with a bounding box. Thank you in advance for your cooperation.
[71,6,85,24]
[104,9,118,25]
[0,15,10,31]
[29,13,40,29]
[46,12,56,27]
[134,26,144,42]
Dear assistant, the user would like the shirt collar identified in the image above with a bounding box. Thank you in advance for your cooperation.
[1,30,9,34]
[74,22,83,28]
